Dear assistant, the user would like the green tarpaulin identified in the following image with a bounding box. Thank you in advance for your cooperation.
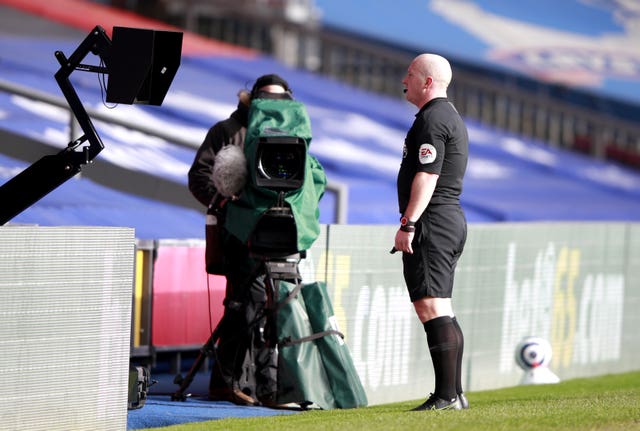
[276,281,368,409]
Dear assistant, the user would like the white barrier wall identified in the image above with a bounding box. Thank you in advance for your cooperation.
[297,222,640,405]
[0,227,135,431]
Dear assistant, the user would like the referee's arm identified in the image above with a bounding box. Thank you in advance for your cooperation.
[394,171,439,254]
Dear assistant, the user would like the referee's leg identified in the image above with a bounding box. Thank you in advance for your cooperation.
[411,297,461,410]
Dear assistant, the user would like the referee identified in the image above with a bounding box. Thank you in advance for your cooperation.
[394,53,469,411]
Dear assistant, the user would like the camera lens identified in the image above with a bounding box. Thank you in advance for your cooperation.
[258,147,302,180]
[255,137,306,191]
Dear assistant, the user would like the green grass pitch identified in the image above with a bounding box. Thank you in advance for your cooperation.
[144,370,640,431]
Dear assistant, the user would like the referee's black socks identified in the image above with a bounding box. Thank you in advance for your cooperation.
[423,315,458,401]
[451,316,465,395]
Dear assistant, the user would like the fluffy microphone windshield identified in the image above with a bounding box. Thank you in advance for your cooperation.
[212,144,248,197]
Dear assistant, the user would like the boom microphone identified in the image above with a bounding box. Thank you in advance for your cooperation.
[212,144,248,198]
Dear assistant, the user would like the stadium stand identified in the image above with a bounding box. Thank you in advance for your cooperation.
[143,0,640,169]
[2,0,640,240]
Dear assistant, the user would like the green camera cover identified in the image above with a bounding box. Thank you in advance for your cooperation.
[224,97,326,251]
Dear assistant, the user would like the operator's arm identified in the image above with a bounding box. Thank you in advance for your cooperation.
[394,171,439,254]
[188,127,222,208]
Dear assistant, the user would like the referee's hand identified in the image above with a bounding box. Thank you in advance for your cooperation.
[393,229,414,254]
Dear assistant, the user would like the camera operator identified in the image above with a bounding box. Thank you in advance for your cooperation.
[188,74,293,406]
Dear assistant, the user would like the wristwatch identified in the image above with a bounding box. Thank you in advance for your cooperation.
[400,215,416,232]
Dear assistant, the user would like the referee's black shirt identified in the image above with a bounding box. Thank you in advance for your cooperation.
[397,97,468,214]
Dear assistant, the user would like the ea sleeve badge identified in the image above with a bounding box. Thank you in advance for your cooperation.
[419,143,437,164]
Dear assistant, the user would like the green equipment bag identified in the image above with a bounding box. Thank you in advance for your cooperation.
[301,282,368,408]
[276,281,368,409]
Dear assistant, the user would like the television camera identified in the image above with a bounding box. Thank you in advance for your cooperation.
[249,135,307,258]
[172,121,322,402]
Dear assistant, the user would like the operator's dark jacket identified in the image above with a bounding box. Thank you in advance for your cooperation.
[188,101,248,209]
[188,91,295,210]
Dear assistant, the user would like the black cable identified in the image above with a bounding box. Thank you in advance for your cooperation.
[98,58,117,109]
[206,273,213,333]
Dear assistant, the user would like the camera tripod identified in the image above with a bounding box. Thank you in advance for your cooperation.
[171,252,303,401]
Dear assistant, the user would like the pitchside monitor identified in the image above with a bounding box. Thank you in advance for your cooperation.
[106,26,183,105]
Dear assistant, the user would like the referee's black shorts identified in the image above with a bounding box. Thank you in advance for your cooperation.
[402,204,467,302]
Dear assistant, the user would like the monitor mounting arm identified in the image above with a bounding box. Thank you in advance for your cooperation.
[0,26,113,225]
[0,24,183,226]
[54,25,113,163]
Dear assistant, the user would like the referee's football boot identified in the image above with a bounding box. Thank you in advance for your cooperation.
[411,393,462,411]
[458,392,469,409]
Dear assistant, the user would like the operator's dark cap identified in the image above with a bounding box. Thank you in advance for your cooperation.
[251,74,291,97]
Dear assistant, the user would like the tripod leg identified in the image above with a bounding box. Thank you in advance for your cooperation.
[171,319,223,401]
[262,277,279,348]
